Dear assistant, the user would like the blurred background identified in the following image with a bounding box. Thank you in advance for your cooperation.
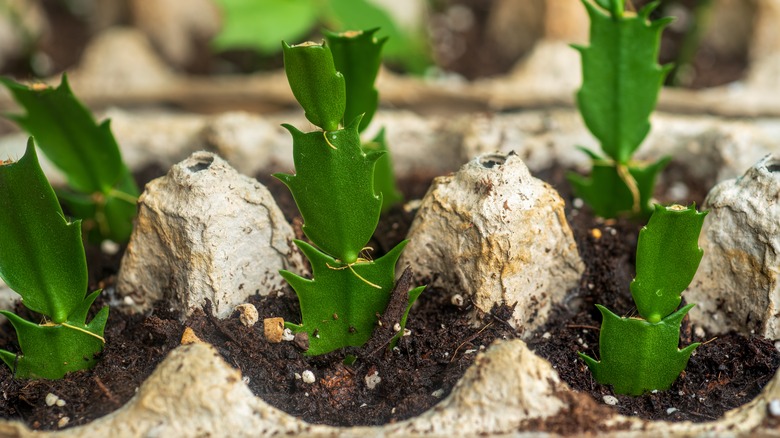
[0,0,758,88]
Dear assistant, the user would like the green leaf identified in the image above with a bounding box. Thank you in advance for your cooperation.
[325,28,385,132]
[0,301,108,379]
[274,119,382,264]
[594,0,623,17]
[325,0,431,74]
[574,0,672,163]
[282,40,346,132]
[364,128,403,212]
[281,240,407,356]
[0,75,139,242]
[566,150,669,218]
[0,143,108,379]
[0,140,86,323]
[631,204,707,322]
[212,0,320,54]
[580,304,699,396]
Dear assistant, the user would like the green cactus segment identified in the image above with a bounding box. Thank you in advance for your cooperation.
[0,142,108,379]
[631,204,707,322]
[281,240,408,356]
[567,149,669,218]
[0,290,108,380]
[275,119,382,264]
[580,304,699,396]
[594,0,623,17]
[574,0,672,163]
[325,28,386,132]
[0,141,86,322]
[364,128,403,213]
[282,41,346,132]
[0,75,139,242]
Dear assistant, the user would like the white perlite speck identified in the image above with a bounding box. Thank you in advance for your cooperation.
[769,399,780,417]
[667,407,678,415]
[301,370,315,384]
[365,371,381,390]
[603,396,618,406]
[282,328,295,342]
[431,389,445,398]
[45,393,59,407]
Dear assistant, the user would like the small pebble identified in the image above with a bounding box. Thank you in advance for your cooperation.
[236,303,259,327]
[542,332,551,340]
[403,328,411,337]
[695,326,706,339]
[603,395,618,406]
[393,323,402,332]
[666,407,678,415]
[56,399,66,407]
[365,371,381,390]
[294,373,301,380]
[58,417,69,428]
[263,317,285,343]
[573,198,584,209]
[769,399,780,417]
[774,341,780,353]
[431,388,445,398]
[302,370,315,384]
[590,228,602,239]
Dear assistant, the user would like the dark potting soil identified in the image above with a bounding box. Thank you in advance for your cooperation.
[0,162,778,432]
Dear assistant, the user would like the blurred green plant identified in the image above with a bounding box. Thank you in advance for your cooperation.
[580,204,706,395]
[211,0,431,73]
[0,140,108,379]
[567,0,672,218]
[277,40,423,356]
[0,74,139,243]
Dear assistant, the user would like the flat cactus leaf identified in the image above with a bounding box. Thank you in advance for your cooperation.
[631,204,707,322]
[0,75,139,242]
[566,149,669,218]
[0,292,108,379]
[325,28,386,132]
[282,41,346,132]
[364,128,403,212]
[274,119,382,264]
[574,0,672,163]
[281,240,408,356]
[0,140,86,322]
[580,304,699,396]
